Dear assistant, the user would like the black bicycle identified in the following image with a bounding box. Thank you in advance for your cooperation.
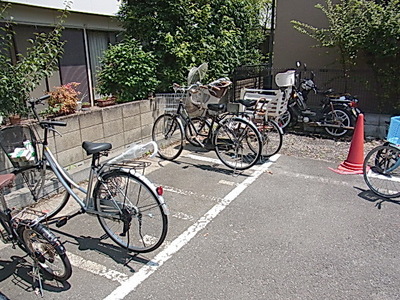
[152,84,263,170]
[0,173,71,295]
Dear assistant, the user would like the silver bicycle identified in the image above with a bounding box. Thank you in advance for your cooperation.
[0,95,169,253]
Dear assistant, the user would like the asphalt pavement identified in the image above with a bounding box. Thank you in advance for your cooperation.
[0,146,399,300]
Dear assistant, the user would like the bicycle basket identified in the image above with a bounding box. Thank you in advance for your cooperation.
[0,125,38,168]
[387,116,400,145]
[155,93,182,114]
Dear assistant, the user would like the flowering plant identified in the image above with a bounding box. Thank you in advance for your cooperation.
[44,82,81,116]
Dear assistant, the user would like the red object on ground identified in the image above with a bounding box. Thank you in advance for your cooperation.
[330,113,365,175]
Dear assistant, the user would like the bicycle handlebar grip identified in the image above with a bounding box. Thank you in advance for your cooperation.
[28,94,50,105]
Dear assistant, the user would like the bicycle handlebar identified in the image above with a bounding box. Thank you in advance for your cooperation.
[28,94,50,105]
[39,120,67,127]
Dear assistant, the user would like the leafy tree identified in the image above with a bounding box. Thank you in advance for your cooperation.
[291,0,400,112]
[118,0,269,91]
[0,3,68,118]
[97,39,160,102]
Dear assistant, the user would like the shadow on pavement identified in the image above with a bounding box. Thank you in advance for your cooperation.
[0,255,70,295]
[355,186,400,209]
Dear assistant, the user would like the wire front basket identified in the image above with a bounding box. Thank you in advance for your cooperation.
[155,93,184,114]
[0,125,38,169]
[155,92,205,117]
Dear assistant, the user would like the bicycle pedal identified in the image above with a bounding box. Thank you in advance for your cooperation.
[56,217,68,228]
[0,230,12,243]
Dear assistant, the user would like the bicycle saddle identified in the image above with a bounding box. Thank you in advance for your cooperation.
[82,141,112,155]
[234,99,257,108]
[207,103,226,112]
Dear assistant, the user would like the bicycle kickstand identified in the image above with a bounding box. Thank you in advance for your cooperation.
[32,260,44,297]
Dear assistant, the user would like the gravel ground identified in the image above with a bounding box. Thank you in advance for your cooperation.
[280,131,383,164]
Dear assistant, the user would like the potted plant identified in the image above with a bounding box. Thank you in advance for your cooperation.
[81,101,91,110]
[41,82,81,117]
[96,96,116,107]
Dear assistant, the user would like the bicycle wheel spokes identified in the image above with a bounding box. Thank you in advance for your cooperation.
[152,114,184,160]
[260,120,283,157]
[95,170,168,253]
[24,167,70,219]
[363,144,400,198]
[215,118,262,170]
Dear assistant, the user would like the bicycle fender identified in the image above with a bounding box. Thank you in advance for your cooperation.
[32,223,67,255]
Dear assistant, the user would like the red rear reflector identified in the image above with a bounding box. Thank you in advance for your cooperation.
[350,101,358,108]
[156,186,163,196]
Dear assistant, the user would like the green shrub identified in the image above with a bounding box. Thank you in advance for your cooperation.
[97,39,160,102]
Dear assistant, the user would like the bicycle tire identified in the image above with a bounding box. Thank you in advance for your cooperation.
[323,108,354,137]
[259,119,283,157]
[23,166,70,220]
[214,117,262,170]
[94,169,168,253]
[21,222,72,282]
[363,144,400,198]
[152,114,184,160]
[184,117,211,147]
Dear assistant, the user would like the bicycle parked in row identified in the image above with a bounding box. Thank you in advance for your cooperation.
[152,66,263,171]
[363,116,400,198]
[233,69,297,158]
[0,173,71,296]
[0,95,169,254]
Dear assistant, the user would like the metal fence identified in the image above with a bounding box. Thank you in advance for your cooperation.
[231,65,396,114]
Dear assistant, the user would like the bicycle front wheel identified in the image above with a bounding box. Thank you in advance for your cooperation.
[363,144,400,198]
[94,170,168,253]
[214,117,262,170]
[260,119,283,157]
[23,166,70,220]
[21,223,72,281]
[152,114,184,160]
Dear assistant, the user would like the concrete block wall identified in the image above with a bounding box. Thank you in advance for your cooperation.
[0,98,163,173]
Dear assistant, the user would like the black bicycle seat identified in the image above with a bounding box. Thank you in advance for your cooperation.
[82,141,112,155]
[207,103,226,112]
[234,99,257,108]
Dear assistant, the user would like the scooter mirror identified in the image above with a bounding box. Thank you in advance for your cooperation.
[303,63,307,71]
[296,61,301,68]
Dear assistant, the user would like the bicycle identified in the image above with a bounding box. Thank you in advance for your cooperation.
[363,116,400,198]
[234,96,283,158]
[0,173,71,295]
[0,95,169,253]
[152,83,263,171]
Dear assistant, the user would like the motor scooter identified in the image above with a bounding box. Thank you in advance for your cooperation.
[278,62,362,137]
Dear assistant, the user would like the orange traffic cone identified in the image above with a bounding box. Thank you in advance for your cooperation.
[330,113,365,175]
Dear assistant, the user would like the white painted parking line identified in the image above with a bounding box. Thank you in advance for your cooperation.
[184,153,222,165]
[104,154,280,300]
[67,252,129,284]
[162,185,222,203]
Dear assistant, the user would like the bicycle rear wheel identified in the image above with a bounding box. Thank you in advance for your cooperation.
[21,223,72,281]
[185,117,211,147]
[22,166,70,220]
[152,114,184,160]
[259,119,283,157]
[363,144,400,198]
[214,117,262,170]
[94,169,168,253]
